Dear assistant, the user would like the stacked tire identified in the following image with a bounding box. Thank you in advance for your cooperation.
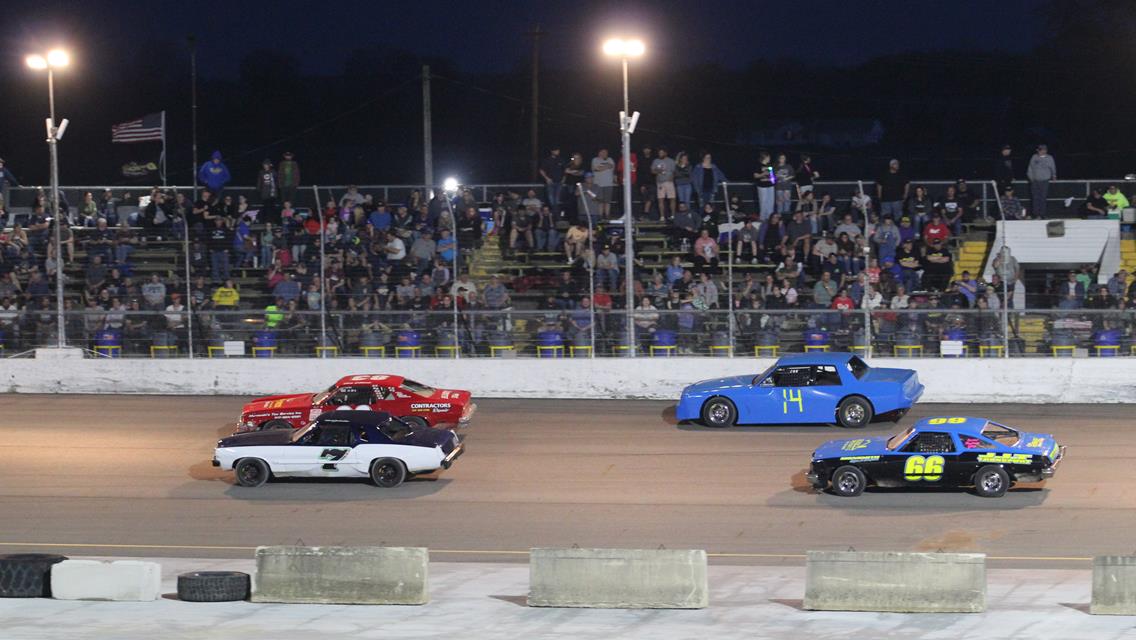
[0,554,68,598]
[177,571,250,602]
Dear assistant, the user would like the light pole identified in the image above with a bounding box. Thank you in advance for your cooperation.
[602,37,644,355]
[27,49,70,349]
[443,177,461,357]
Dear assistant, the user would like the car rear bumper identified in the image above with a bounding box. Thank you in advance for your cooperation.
[441,444,465,469]
[212,458,220,467]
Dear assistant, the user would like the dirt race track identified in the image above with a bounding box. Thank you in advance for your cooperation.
[0,395,1131,567]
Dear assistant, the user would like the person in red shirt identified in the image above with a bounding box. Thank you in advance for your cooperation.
[831,289,855,312]
[922,210,950,243]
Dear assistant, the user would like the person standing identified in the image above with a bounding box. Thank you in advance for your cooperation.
[256,159,280,223]
[277,151,301,206]
[773,153,795,214]
[994,145,1014,192]
[590,148,615,219]
[876,158,909,220]
[1027,144,1057,218]
[752,151,775,221]
[197,150,231,195]
[539,148,565,213]
[673,152,693,210]
[651,148,677,222]
[0,158,20,219]
[691,153,726,209]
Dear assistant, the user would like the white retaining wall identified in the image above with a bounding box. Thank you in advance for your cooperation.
[2,355,1134,402]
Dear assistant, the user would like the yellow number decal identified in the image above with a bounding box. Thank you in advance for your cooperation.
[904,455,945,481]
[1027,437,1044,447]
[842,439,870,451]
[927,417,965,425]
[781,389,803,414]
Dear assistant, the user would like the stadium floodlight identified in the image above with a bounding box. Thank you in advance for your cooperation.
[27,47,72,348]
[602,38,645,58]
[443,177,460,193]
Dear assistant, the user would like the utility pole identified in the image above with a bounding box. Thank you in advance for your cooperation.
[528,26,546,181]
[422,65,433,190]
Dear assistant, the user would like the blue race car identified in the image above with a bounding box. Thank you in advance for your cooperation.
[806,417,1066,497]
[676,353,923,428]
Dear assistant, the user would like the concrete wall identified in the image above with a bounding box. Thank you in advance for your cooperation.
[804,551,986,613]
[251,546,428,605]
[3,355,1135,402]
[1091,555,1136,615]
[528,548,708,609]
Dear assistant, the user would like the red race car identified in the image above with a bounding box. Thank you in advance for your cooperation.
[237,374,476,432]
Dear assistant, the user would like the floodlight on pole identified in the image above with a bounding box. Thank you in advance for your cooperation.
[441,176,462,357]
[27,47,71,348]
[601,36,645,355]
[443,177,460,193]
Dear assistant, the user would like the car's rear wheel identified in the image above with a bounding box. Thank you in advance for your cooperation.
[700,397,737,428]
[973,465,1010,498]
[370,458,407,488]
[836,396,873,428]
[830,465,867,497]
[259,419,292,431]
[234,458,270,487]
[400,416,429,430]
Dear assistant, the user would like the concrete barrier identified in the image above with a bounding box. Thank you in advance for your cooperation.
[528,547,708,609]
[50,560,161,601]
[251,546,428,605]
[1091,555,1136,615]
[804,551,986,613]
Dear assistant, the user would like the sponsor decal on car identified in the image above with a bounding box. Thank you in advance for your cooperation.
[976,452,1033,464]
[839,455,880,462]
[410,403,452,413]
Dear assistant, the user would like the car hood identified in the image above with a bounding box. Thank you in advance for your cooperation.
[683,375,754,396]
[217,430,294,448]
[1013,431,1060,458]
[243,393,313,413]
[812,436,891,459]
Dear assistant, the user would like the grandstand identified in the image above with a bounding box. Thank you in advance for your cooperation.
[0,176,1133,359]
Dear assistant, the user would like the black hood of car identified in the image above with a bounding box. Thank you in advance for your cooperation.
[218,430,294,448]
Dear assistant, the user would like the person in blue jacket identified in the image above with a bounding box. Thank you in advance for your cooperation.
[690,153,727,209]
[198,151,231,194]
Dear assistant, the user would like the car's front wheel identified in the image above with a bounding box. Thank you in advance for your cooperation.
[836,396,873,428]
[259,419,292,431]
[973,465,1010,498]
[234,458,270,487]
[700,397,738,428]
[370,458,407,488]
[830,465,867,497]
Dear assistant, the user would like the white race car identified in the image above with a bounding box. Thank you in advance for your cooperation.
[212,410,464,488]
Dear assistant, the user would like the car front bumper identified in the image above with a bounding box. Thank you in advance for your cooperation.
[441,444,465,469]
[212,458,220,467]
[1042,445,1067,478]
[459,403,477,424]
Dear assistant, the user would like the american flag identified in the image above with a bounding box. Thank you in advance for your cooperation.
[111,112,164,143]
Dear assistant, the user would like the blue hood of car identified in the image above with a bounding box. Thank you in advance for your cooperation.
[684,374,754,395]
[812,436,892,459]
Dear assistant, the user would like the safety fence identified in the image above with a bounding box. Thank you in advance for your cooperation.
[2,308,1132,359]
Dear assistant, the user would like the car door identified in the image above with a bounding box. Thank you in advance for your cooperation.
[748,365,811,423]
[801,365,843,423]
[895,431,957,487]
[289,424,355,476]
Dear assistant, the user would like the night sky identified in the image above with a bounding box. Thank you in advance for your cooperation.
[11,0,1043,77]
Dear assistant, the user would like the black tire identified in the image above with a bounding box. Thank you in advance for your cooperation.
[974,465,1010,498]
[177,571,250,602]
[700,397,737,428]
[836,396,873,428]
[259,419,292,431]
[370,458,407,488]
[830,465,867,497]
[0,553,67,598]
[400,416,429,430]
[234,458,270,487]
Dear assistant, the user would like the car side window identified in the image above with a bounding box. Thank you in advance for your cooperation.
[771,366,812,387]
[374,387,394,401]
[960,434,996,449]
[812,365,841,386]
[315,424,353,447]
[329,386,376,407]
[902,432,955,454]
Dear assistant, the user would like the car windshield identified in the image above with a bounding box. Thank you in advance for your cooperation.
[751,365,775,385]
[380,417,413,442]
[401,379,435,395]
[886,427,915,451]
[846,355,869,380]
[981,421,1020,444]
[310,383,337,405]
[290,422,317,444]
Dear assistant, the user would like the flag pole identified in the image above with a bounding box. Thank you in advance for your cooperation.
[160,110,168,186]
